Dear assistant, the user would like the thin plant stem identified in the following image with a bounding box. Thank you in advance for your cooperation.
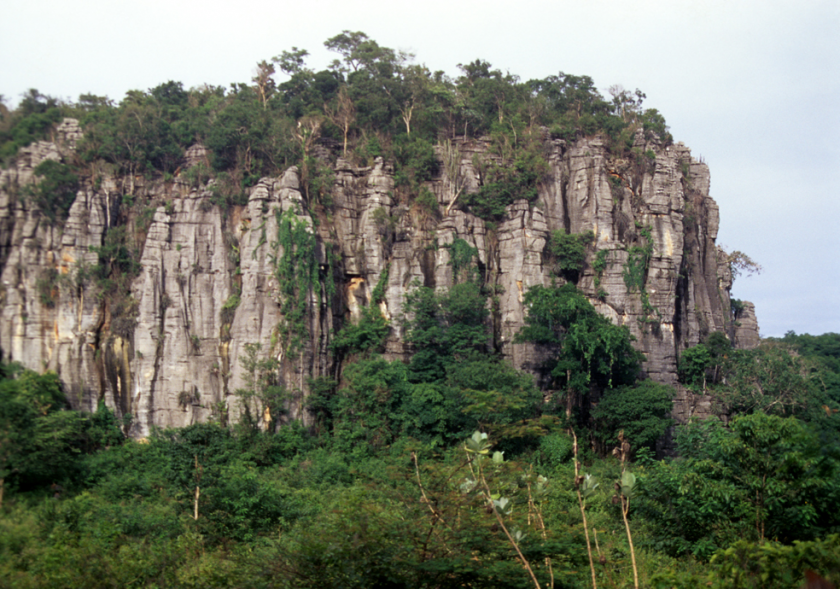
[471,454,542,589]
[193,455,202,520]
[621,497,639,589]
[527,469,554,589]
[572,430,598,589]
[413,452,445,524]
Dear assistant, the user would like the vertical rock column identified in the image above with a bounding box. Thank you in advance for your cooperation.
[129,182,232,436]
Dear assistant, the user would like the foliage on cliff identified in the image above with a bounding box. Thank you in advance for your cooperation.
[2,31,671,220]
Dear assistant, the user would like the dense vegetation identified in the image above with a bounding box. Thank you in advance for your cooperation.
[2,292,839,587]
[1,31,671,223]
[3,32,840,588]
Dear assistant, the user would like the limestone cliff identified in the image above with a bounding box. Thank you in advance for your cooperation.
[0,120,758,435]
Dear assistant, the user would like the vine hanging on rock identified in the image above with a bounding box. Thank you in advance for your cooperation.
[272,207,320,358]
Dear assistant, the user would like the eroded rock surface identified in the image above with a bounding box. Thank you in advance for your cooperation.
[0,120,759,434]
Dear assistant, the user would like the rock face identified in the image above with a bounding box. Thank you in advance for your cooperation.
[734,301,760,349]
[0,119,759,435]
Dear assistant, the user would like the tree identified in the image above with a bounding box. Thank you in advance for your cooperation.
[331,357,409,453]
[0,369,84,502]
[395,64,431,136]
[591,380,675,455]
[404,281,490,383]
[293,114,323,159]
[717,342,815,417]
[0,89,62,163]
[456,60,523,135]
[695,413,834,543]
[516,284,642,417]
[324,30,372,72]
[527,73,613,139]
[678,331,732,390]
[546,229,593,282]
[717,413,808,542]
[29,159,79,222]
[608,85,645,123]
[638,413,840,558]
[274,47,310,76]
[324,85,355,156]
[324,30,398,75]
[253,60,276,109]
[723,249,762,281]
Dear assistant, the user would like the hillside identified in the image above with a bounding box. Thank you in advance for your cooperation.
[6,33,840,589]
[0,32,758,437]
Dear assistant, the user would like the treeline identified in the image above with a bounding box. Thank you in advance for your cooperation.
[1,31,671,223]
[2,263,839,587]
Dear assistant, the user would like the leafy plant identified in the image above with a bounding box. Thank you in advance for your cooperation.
[445,237,479,283]
[623,224,652,293]
[615,469,640,589]
[592,380,675,455]
[464,431,545,589]
[330,305,389,356]
[516,283,642,418]
[572,430,600,589]
[459,136,547,221]
[273,208,320,357]
[220,293,240,326]
[623,224,661,324]
[404,281,490,382]
[547,229,593,281]
[28,159,79,222]
[233,343,285,429]
[592,248,609,289]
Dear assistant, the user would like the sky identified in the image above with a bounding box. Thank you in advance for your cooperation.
[1,0,838,336]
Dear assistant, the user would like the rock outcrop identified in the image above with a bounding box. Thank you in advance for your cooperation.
[0,119,759,435]
[734,301,760,349]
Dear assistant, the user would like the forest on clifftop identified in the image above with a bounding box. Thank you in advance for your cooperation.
[1,30,672,222]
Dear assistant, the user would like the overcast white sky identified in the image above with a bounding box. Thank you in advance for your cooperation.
[2,0,838,336]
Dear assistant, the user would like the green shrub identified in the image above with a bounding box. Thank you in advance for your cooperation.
[29,159,79,222]
[394,135,438,191]
[547,229,593,281]
[414,187,438,216]
[445,237,479,283]
[592,379,675,454]
[593,248,610,289]
[517,283,642,396]
[0,90,62,164]
[274,208,320,357]
[536,432,575,466]
[679,343,711,386]
[623,224,653,293]
[220,293,240,325]
[331,305,389,356]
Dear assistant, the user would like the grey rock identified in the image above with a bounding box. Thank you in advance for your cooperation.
[0,128,758,434]
[734,301,760,349]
